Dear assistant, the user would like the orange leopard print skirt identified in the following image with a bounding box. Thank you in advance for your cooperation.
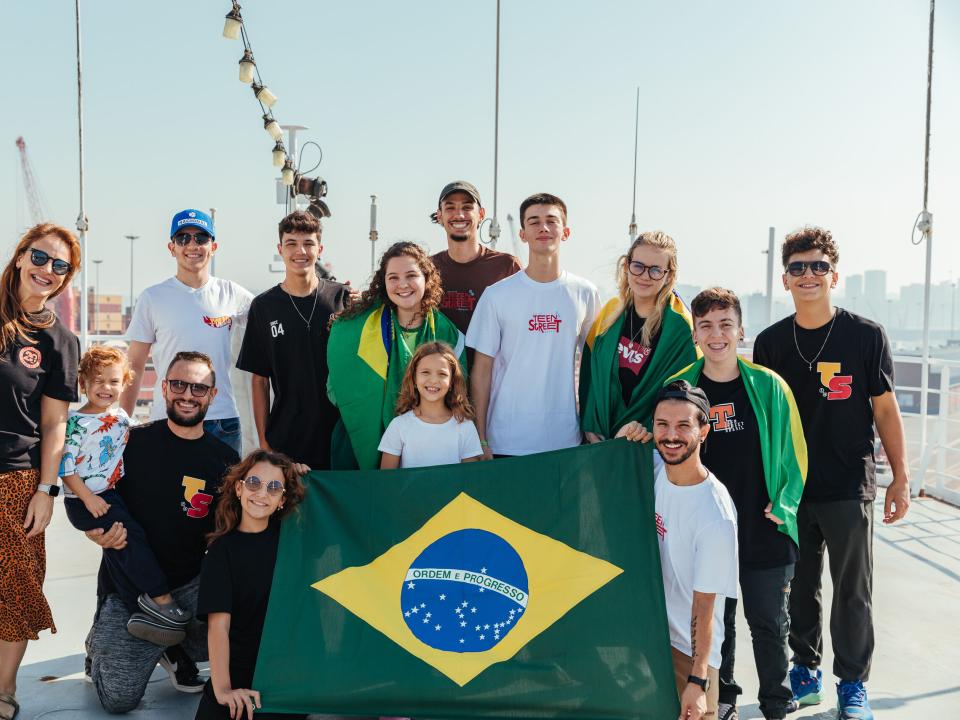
[0,468,56,641]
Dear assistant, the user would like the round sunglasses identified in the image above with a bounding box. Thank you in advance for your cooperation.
[627,261,667,280]
[786,260,833,277]
[242,475,285,496]
[26,248,72,276]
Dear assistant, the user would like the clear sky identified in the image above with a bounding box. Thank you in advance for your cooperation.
[2,0,958,304]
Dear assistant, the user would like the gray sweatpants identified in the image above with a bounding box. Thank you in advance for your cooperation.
[85,576,207,713]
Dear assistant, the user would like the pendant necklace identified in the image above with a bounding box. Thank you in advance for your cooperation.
[793,311,837,372]
[285,282,320,330]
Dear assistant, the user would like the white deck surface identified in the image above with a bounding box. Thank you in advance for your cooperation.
[14,496,959,718]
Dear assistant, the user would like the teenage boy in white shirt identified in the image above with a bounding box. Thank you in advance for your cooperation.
[466,193,599,458]
[121,209,253,453]
[650,380,739,720]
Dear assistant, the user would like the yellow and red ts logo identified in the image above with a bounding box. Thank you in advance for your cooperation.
[181,476,213,519]
[816,362,852,401]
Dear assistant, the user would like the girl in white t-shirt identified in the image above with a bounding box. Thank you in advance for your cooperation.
[379,342,483,469]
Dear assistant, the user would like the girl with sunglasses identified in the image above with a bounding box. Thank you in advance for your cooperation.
[194,450,307,720]
[0,223,80,720]
[579,231,698,441]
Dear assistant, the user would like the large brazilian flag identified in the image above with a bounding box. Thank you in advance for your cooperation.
[253,440,680,719]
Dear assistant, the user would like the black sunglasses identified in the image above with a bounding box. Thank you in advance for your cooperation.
[165,379,212,397]
[786,260,833,277]
[627,261,667,280]
[27,248,72,276]
[172,232,212,247]
[242,475,285,496]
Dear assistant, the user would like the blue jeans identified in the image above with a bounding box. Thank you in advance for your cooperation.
[203,417,242,455]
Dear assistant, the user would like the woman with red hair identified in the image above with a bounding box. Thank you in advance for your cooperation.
[0,223,81,720]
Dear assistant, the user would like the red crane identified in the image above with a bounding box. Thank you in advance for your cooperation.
[15,136,77,331]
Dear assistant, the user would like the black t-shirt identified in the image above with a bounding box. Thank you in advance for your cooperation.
[0,315,79,471]
[699,374,798,570]
[753,308,894,502]
[618,314,660,406]
[236,282,349,469]
[197,522,281,689]
[100,421,238,593]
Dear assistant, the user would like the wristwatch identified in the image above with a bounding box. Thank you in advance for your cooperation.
[687,674,710,692]
[37,483,61,497]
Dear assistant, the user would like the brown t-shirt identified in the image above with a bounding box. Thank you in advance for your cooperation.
[430,246,522,334]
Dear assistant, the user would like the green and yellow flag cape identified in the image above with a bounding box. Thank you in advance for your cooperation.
[579,292,698,438]
[667,356,807,546]
[253,441,679,718]
[327,302,466,469]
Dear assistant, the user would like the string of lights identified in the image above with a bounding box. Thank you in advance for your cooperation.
[222,1,330,218]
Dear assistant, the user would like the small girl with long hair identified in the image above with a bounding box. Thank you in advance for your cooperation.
[379,341,482,469]
[194,450,307,720]
[327,242,467,470]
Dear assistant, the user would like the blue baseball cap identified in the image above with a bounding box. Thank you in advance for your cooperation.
[169,209,215,239]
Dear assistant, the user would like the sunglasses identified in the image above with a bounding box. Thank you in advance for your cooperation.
[165,379,212,397]
[27,248,72,276]
[242,475,285,496]
[172,232,212,247]
[627,261,667,280]
[786,260,833,277]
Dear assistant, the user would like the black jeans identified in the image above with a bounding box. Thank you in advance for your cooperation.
[718,564,796,719]
[790,499,874,682]
[64,489,169,612]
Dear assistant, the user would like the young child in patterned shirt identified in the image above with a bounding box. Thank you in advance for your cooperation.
[60,345,191,646]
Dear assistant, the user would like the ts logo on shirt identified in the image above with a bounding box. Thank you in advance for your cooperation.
[181,476,213,519]
[202,315,233,330]
[708,403,745,432]
[816,362,852,401]
[528,314,562,333]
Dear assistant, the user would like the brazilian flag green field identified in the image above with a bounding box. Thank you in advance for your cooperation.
[254,440,679,719]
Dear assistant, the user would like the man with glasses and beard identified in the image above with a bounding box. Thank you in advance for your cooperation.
[647,380,738,720]
[84,352,239,712]
[120,209,253,454]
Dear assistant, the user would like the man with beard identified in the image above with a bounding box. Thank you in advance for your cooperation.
[650,380,739,720]
[429,181,521,336]
[84,351,238,713]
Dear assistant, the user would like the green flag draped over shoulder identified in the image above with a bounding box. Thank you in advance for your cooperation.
[327,302,466,469]
[667,356,807,546]
[579,292,698,437]
[253,441,679,719]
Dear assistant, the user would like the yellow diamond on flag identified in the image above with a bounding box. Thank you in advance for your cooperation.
[312,492,623,686]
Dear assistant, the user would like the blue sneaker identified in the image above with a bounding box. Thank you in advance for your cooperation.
[836,680,873,719]
[789,664,823,705]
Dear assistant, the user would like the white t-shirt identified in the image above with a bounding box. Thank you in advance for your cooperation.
[465,270,599,456]
[654,456,738,668]
[378,410,483,468]
[127,276,254,421]
[59,408,133,496]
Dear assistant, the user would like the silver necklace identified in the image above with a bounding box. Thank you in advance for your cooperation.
[793,311,837,372]
[284,283,320,330]
[625,309,645,346]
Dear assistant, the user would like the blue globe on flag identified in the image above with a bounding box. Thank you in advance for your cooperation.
[400,528,529,652]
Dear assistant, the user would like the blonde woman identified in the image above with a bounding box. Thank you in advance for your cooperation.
[579,231,697,440]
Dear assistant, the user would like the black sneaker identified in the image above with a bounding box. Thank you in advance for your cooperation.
[718,702,739,720]
[159,645,205,694]
[137,594,192,627]
[127,612,187,647]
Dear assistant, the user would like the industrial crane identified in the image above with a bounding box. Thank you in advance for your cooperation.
[15,136,76,330]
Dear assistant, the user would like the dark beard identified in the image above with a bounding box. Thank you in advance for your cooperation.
[656,438,700,465]
[449,234,469,243]
[166,399,208,427]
